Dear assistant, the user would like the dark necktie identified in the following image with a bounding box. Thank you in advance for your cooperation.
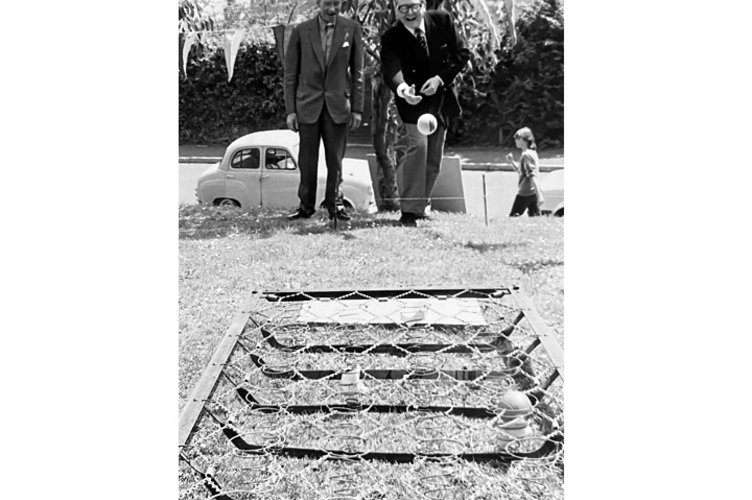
[415,28,428,56]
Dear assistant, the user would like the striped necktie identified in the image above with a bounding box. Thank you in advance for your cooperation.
[415,28,428,56]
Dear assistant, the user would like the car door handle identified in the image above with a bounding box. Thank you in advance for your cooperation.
[227,174,235,179]
[261,174,270,179]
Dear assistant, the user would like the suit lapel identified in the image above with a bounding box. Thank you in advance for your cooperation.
[326,18,347,69]
[307,20,325,70]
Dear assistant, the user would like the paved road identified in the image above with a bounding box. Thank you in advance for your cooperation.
[179,164,207,205]
[180,144,565,167]
[180,164,529,219]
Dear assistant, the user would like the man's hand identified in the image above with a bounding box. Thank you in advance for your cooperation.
[286,113,299,132]
[350,112,362,131]
[505,153,515,164]
[398,84,423,105]
[420,76,443,96]
[537,194,546,207]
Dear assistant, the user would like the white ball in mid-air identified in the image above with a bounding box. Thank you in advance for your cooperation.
[417,113,438,135]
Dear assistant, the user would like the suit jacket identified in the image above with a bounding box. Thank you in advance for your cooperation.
[380,11,470,124]
[284,15,365,125]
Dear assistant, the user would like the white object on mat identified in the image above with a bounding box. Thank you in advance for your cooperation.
[297,298,487,325]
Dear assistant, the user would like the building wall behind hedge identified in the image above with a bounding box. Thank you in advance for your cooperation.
[179,0,563,148]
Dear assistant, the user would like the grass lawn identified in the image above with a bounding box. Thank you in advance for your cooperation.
[179,205,564,498]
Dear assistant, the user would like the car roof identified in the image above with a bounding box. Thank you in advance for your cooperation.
[227,130,300,151]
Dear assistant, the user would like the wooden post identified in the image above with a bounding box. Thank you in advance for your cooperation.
[482,174,489,227]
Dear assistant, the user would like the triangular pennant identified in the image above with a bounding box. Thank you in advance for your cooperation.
[179,33,184,76]
[272,24,285,62]
[224,29,245,82]
[182,32,197,77]
[272,24,296,64]
[504,0,518,46]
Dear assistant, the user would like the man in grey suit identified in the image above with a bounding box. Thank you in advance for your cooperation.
[283,0,365,221]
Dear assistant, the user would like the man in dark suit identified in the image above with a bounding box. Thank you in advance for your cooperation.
[284,0,365,221]
[380,0,470,226]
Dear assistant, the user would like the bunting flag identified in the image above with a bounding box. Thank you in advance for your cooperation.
[182,32,197,77]
[504,0,518,46]
[272,24,296,63]
[223,29,245,82]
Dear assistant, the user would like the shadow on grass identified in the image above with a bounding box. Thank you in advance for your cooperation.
[179,205,403,241]
[421,229,530,254]
[463,241,530,254]
[179,206,281,240]
[507,258,564,274]
[290,216,403,236]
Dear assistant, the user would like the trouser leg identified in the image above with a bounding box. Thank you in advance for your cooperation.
[297,120,322,213]
[319,105,348,214]
[424,124,446,209]
[509,194,529,217]
[527,195,541,216]
[401,124,429,215]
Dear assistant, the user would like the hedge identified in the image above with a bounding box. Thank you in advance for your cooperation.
[179,0,563,148]
[179,42,287,144]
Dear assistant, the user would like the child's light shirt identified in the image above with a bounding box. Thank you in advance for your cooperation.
[517,150,539,196]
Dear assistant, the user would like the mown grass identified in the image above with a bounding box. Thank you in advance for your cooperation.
[178,205,564,498]
[179,206,563,405]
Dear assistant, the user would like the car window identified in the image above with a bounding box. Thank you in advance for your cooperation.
[230,148,260,169]
[264,148,297,171]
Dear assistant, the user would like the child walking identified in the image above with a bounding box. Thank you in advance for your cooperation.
[506,127,545,216]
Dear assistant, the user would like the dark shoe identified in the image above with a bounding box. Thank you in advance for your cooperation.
[399,212,417,227]
[329,208,352,222]
[287,208,313,220]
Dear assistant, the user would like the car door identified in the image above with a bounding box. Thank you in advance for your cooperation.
[260,147,300,209]
[226,147,262,208]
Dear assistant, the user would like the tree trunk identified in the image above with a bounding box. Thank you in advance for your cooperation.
[371,76,400,212]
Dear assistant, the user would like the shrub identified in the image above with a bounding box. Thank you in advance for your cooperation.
[179,40,286,144]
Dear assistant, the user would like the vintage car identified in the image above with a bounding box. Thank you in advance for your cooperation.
[196,130,378,213]
[540,168,564,216]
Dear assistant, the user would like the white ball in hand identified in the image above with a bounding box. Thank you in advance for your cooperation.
[417,113,438,135]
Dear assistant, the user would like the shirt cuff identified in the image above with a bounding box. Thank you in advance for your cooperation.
[397,82,409,98]
[436,75,444,86]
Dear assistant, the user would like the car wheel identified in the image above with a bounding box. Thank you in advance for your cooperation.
[554,208,564,217]
[215,198,240,208]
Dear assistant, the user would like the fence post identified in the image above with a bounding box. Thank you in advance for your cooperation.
[482,174,489,227]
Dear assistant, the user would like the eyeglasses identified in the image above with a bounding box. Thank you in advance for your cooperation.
[397,3,423,14]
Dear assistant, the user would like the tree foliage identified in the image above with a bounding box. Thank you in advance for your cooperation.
[178,0,216,33]
[450,0,563,147]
